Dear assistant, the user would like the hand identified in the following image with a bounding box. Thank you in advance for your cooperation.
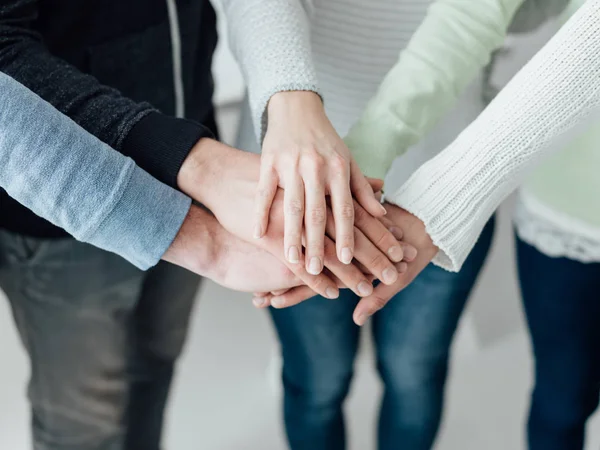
[177,140,410,299]
[255,91,386,274]
[254,204,431,316]
[162,206,301,292]
[352,203,438,326]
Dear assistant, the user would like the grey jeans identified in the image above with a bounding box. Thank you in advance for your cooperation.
[0,230,201,450]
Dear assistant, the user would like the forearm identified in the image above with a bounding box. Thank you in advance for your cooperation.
[390,0,600,271]
[221,0,320,141]
[0,73,191,270]
[0,0,212,187]
[345,0,525,179]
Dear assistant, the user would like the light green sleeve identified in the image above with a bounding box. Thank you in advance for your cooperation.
[344,0,525,179]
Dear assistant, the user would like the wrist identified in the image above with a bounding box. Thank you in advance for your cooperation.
[177,138,229,208]
[162,205,221,276]
[267,90,323,122]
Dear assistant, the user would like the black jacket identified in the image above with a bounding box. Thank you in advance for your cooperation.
[0,0,218,237]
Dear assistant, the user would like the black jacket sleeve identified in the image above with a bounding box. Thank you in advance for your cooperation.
[0,0,213,188]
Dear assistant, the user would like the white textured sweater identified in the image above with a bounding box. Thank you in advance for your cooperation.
[391,0,600,270]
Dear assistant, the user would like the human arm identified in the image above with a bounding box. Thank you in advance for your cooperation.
[387,0,600,272]
[344,0,526,179]
[0,72,190,270]
[0,72,304,293]
[0,0,213,190]
[220,0,384,269]
[351,0,600,324]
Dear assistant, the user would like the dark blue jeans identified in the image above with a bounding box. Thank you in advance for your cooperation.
[0,230,200,450]
[269,219,496,450]
[517,236,600,450]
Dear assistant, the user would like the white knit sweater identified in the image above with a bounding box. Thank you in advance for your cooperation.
[391,0,600,270]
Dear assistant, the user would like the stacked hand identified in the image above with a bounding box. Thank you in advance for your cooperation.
[165,90,438,325]
[252,203,438,325]
[177,139,416,301]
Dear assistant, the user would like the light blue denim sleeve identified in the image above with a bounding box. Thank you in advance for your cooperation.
[0,72,191,270]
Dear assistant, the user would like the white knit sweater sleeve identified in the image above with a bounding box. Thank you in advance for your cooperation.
[220,0,319,142]
[389,0,600,272]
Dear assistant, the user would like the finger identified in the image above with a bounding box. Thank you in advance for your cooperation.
[269,286,318,308]
[322,236,374,297]
[272,288,292,296]
[350,160,387,218]
[302,160,327,275]
[328,159,354,264]
[284,175,305,264]
[252,295,272,308]
[353,201,405,263]
[378,216,395,230]
[325,209,398,285]
[353,279,405,326]
[366,177,384,193]
[284,261,339,301]
[352,227,399,286]
[402,243,418,262]
[254,163,279,239]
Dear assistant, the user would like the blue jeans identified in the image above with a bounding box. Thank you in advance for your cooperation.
[270,219,496,450]
[0,230,200,450]
[517,236,600,450]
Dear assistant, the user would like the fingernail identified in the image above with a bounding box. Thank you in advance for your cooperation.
[404,245,418,261]
[387,246,403,262]
[355,313,368,326]
[308,257,322,275]
[288,246,300,264]
[254,224,262,239]
[379,204,387,215]
[389,227,403,240]
[326,287,339,299]
[357,281,373,296]
[253,297,266,308]
[382,267,398,285]
[341,247,353,265]
[272,297,285,308]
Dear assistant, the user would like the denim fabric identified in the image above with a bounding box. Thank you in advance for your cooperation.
[269,218,495,450]
[517,236,600,450]
[0,229,200,450]
[0,72,191,269]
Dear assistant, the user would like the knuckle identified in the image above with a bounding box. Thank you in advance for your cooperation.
[286,199,304,217]
[303,151,326,173]
[310,276,326,292]
[368,253,386,270]
[371,295,388,311]
[257,187,273,200]
[374,230,391,248]
[307,239,324,255]
[329,154,348,175]
[281,152,300,170]
[338,201,354,220]
[309,207,326,226]
[338,233,354,247]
